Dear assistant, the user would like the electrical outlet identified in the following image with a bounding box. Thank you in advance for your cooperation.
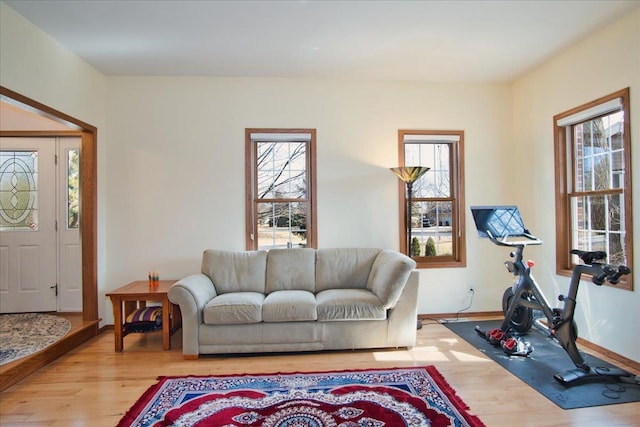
[459,285,475,313]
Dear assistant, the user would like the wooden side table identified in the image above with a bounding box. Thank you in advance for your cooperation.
[106,280,181,351]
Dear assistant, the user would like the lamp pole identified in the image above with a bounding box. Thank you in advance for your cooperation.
[390,166,430,330]
[406,180,413,255]
[390,166,430,257]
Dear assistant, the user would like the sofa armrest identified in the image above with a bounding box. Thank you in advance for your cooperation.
[387,270,419,347]
[366,250,417,309]
[168,274,217,357]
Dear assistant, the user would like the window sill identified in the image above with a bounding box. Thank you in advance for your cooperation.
[414,258,466,269]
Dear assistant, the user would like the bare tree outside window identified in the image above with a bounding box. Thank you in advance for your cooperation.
[256,142,307,248]
[246,129,317,250]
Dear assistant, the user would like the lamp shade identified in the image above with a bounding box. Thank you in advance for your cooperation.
[389,166,430,183]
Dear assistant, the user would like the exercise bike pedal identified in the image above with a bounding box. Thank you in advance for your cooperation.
[554,368,590,386]
[554,366,633,387]
[474,325,500,342]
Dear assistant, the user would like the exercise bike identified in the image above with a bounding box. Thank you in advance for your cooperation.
[471,206,633,386]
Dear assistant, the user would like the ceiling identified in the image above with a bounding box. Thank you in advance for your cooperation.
[3,0,639,83]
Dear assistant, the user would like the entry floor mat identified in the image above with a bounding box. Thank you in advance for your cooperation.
[0,313,71,365]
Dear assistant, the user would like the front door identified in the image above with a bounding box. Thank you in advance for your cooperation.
[0,137,57,312]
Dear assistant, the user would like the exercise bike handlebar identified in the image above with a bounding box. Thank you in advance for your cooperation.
[570,249,632,285]
[607,265,632,284]
[485,230,543,247]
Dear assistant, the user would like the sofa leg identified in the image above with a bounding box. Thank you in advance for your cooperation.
[184,354,199,360]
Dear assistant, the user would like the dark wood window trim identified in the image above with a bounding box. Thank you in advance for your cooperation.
[397,129,466,268]
[245,128,317,250]
[554,88,633,290]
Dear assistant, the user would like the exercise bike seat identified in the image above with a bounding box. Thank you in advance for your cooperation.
[570,249,606,265]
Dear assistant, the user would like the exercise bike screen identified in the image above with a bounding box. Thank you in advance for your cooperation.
[471,205,527,238]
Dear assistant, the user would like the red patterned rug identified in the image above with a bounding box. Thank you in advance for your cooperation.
[117,366,485,427]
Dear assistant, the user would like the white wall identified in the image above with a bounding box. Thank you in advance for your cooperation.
[0,2,109,323]
[2,0,638,362]
[0,3,106,125]
[105,77,513,321]
[512,8,640,362]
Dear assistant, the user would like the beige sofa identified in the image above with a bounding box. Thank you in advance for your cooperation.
[168,247,418,359]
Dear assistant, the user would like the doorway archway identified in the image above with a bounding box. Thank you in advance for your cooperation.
[0,86,98,322]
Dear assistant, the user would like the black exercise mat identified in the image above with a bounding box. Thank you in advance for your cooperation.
[445,319,640,409]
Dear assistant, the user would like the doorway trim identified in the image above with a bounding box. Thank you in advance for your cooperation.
[0,86,98,322]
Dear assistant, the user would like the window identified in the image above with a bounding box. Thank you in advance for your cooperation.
[397,130,466,268]
[67,148,79,229]
[554,88,633,290]
[245,129,317,250]
[0,150,39,231]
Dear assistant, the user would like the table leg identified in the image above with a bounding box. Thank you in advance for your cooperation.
[111,296,124,352]
[124,301,137,320]
[162,297,171,350]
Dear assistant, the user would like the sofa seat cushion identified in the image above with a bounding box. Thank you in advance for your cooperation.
[316,289,386,321]
[203,292,264,325]
[263,290,317,322]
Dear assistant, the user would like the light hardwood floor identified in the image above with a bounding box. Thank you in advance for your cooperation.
[0,319,638,427]
[0,314,99,393]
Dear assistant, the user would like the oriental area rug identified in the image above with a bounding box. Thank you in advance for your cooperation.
[0,313,71,366]
[117,366,485,427]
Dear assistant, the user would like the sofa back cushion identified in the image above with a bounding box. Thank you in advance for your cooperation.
[315,248,381,292]
[366,249,416,309]
[266,248,316,293]
[201,249,267,294]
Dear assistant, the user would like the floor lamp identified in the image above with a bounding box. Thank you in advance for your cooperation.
[390,166,430,329]
[390,166,430,255]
